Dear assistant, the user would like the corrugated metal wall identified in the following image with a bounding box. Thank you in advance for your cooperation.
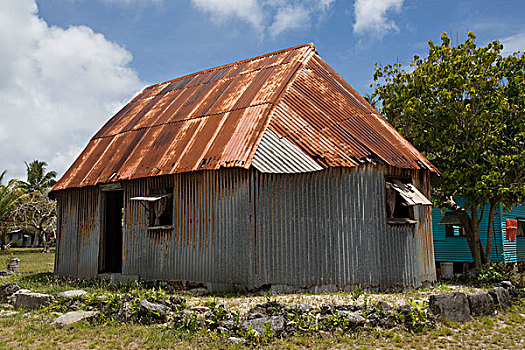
[55,186,100,278]
[501,204,525,263]
[55,166,436,289]
[431,199,508,263]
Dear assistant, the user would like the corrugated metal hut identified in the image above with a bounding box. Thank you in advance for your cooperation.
[433,200,525,274]
[50,43,439,292]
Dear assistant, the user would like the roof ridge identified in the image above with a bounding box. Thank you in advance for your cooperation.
[145,43,316,91]
[244,47,317,167]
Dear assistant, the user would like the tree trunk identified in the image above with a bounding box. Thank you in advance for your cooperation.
[443,198,484,269]
[0,225,8,250]
[485,200,498,263]
[40,232,49,253]
[32,231,39,248]
[470,204,486,266]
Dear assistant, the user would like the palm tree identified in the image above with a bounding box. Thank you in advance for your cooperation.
[363,93,378,110]
[21,160,57,193]
[0,171,25,249]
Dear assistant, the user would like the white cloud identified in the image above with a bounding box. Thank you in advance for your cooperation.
[0,0,145,180]
[353,0,404,39]
[191,0,335,36]
[101,0,163,4]
[501,32,525,55]
[191,0,264,32]
[269,5,310,36]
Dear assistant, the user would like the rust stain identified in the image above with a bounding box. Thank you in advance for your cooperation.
[52,43,437,194]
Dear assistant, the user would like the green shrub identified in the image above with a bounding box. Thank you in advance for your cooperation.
[476,263,517,285]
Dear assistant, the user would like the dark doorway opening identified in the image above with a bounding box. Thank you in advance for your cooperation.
[99,190,123,273]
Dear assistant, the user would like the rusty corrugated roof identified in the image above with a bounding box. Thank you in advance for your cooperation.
[52,43,437,193]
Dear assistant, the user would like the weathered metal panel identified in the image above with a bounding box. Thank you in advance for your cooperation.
[269,55,437,172]
[114,166,435,289]
[52,45,314,192]
[52,43,437,195]
[54,187,100,278]
[246,166,435,289]
[252,128,323,173]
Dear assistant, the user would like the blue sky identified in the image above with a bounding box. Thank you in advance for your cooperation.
[1,0,525,180]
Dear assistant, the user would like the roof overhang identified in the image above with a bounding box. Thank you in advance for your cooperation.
[386,178,432,206]
[438,212,462,225]
[130,194,171,202]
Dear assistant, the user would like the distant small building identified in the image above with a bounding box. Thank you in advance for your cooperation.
[432,199,525,275]
[8,229,34,247]
[7,229,51,247]
[50,44,439,292]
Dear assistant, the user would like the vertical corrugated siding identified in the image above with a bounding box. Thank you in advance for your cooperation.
[248,166,434,288]
[54,187,100,278]
[122,170,252,284]
[56,166,435,288]
[501,204,525,263]
[431,199,505,263]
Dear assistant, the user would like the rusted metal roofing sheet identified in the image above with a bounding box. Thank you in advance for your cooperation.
[268,54,437,172]
[52,43,437,193]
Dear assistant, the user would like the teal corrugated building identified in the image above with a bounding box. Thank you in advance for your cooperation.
[432,198,525,272]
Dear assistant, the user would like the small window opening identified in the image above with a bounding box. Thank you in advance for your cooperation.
[130,187,173,229]
[517,219,525,238]
[148,188,173,228]
[385,177,430,225]
[445,224,465,237]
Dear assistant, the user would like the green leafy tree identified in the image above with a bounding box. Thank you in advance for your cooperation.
[21,160,57,193]
[0,171,26,250]
[13,191,56,253]
[372,32,525,268]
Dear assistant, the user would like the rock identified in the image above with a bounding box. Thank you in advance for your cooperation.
[320,304,336,315]
[138,300,168,324]
[500,281,518,299]
[247,305,267,319]
[189,306,210,314]
[396,305,412,319]
[14,292,54,311]
[228,337,246,344]
[0,310,17,317]
[375,300,394,314]
[377,315,397,329]
[52,311,100,327]
[115,301,139,323]
[216,326,230,335]
[467,292,494,317]
[284,303,314,314]
[140,300,168,314]
[489,287,511,309]
[0,283,20,302]
[241,315,285,336]
[365,311,379,326]
[57,290,88,300]
[184,288,208,296]
[217,320,237,330]
[336,304,361,312]
[338,310,365,326]
[168,296,186,305]
[7,289,30,304]
[429,292,471,323]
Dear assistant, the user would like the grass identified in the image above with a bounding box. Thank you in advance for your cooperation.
[1,247,55,273]
[2,305,523,349]
[1,248,524,349]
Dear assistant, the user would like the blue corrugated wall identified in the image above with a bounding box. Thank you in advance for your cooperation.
[501,204,525,263]
[432,198,525,263]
